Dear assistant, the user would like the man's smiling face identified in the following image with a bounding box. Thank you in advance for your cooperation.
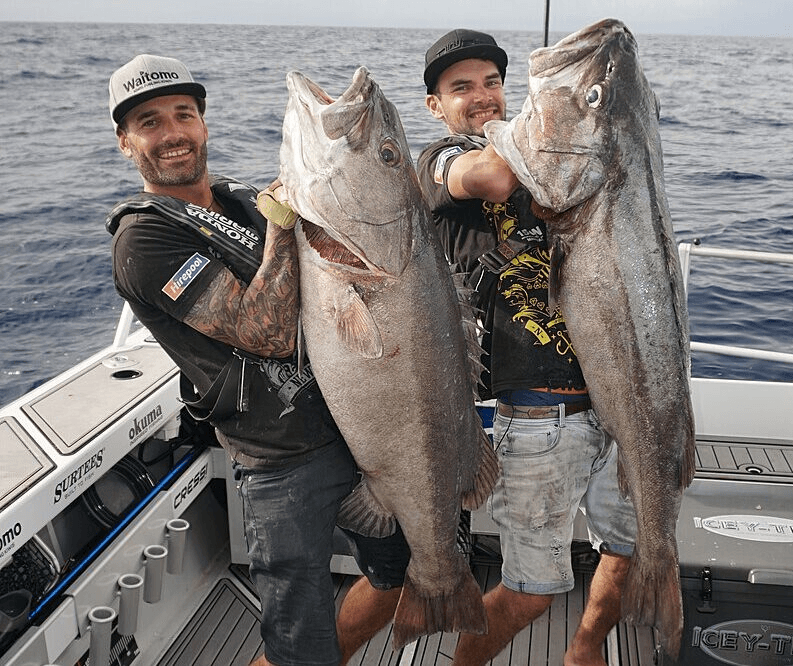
[117,94,208,190]
[426,58,507,136]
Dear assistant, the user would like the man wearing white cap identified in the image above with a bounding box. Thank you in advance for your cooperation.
[106,54,409,666]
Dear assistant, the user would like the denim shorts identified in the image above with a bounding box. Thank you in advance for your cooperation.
[236,441,411,664]
[488,408,636,595]
[237,441,357,665]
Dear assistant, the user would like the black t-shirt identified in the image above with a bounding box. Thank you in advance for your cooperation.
[417,135,586,395]
[110,180,343,468]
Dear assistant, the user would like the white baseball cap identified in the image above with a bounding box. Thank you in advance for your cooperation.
[109,54,206,128]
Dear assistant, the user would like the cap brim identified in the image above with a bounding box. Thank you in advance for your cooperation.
[112,82,206,125]
[424,44,508,92]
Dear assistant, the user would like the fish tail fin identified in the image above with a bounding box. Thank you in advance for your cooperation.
[622,547,683,659]
[391,557,486,649]
[462,428,499,510]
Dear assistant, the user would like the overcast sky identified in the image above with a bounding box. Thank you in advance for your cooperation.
[2,0,790,37]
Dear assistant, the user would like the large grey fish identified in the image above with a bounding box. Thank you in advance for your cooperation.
[278,66,499,648]
[484,19,695,657]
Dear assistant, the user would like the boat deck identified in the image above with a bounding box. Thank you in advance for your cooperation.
[159,541,658,666]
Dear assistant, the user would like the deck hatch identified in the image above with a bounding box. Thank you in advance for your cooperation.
[0,417,54,513]
[21,345,177,455]
[695,440,793,482]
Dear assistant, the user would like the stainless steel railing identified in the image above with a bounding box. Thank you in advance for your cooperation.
[112,244,793,367]
[678,242,793,365]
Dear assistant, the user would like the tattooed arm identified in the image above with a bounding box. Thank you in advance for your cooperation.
[183,221,299,358]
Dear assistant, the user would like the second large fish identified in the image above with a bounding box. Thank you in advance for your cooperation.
[485,19,696,657]
[278,66,498,648]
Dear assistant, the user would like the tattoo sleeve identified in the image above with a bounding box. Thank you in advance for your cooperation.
[183,222,299,357]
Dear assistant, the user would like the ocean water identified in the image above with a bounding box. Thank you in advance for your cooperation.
[1,22,792,405]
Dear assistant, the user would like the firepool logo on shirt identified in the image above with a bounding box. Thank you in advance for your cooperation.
[163,253,210,301]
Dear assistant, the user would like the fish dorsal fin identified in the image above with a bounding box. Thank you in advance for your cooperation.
[334,284,383,359]
[452,273,488,399]
[336,479,397,538]
[451,272,500,510]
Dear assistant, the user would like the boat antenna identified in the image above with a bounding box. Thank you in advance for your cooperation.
[543,0,550,46]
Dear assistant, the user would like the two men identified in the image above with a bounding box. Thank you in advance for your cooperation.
[108,30,637,664]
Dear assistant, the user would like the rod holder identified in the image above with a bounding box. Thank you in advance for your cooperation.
[165,518,190,575]
[117,573,143,635]
[88,605,116,666]
[143,544,168,604]
[0,590,32,635]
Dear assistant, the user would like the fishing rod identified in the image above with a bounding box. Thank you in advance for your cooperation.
[544,0,550,46]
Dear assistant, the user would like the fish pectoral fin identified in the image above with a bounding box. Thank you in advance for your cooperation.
[337,480,396,538]
[334,285,383,358]
[548,238,566,313]
[614,439,632,499]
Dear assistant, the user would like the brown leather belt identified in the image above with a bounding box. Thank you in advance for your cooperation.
[496,399,591,419]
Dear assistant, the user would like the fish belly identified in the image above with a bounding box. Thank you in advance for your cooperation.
[296,233,493,647]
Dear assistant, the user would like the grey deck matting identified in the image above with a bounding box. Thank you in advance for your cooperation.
[168,552,658,666]
[157,578,263,666]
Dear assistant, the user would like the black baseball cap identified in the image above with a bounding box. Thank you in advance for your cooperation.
[424,29,508,93]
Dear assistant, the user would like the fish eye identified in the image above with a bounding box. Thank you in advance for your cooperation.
[380,140,401,166]
[586,85,603,108]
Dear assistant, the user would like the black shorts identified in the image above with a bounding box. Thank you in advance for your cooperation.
[339,523,411,589]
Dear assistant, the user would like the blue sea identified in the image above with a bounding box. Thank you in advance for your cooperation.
[1,22,792,405]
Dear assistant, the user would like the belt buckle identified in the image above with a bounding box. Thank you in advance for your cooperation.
[528,405,557,418]
[478,241,520,274]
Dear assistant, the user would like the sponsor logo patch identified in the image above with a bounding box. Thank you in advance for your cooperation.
[434,146,464,184]
[693,514,793,543]
[122,69,181,94]
[162,253,210,301]
[691,619,793,664]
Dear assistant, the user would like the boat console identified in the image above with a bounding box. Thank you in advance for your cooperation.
[0,324,227,666]
[1,335,181,570]
[0,310,355,666]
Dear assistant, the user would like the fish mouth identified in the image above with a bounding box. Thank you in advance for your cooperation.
[530,18,635,78]
[485,106,606,212]
[281,67,414,277]
[484,20,639,211]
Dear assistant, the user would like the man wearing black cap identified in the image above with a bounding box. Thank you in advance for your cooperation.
[107,54,409,666]
[417,31,637,666]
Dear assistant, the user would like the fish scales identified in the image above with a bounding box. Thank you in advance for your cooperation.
[278,66,498,648]
[485,19,696,658]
